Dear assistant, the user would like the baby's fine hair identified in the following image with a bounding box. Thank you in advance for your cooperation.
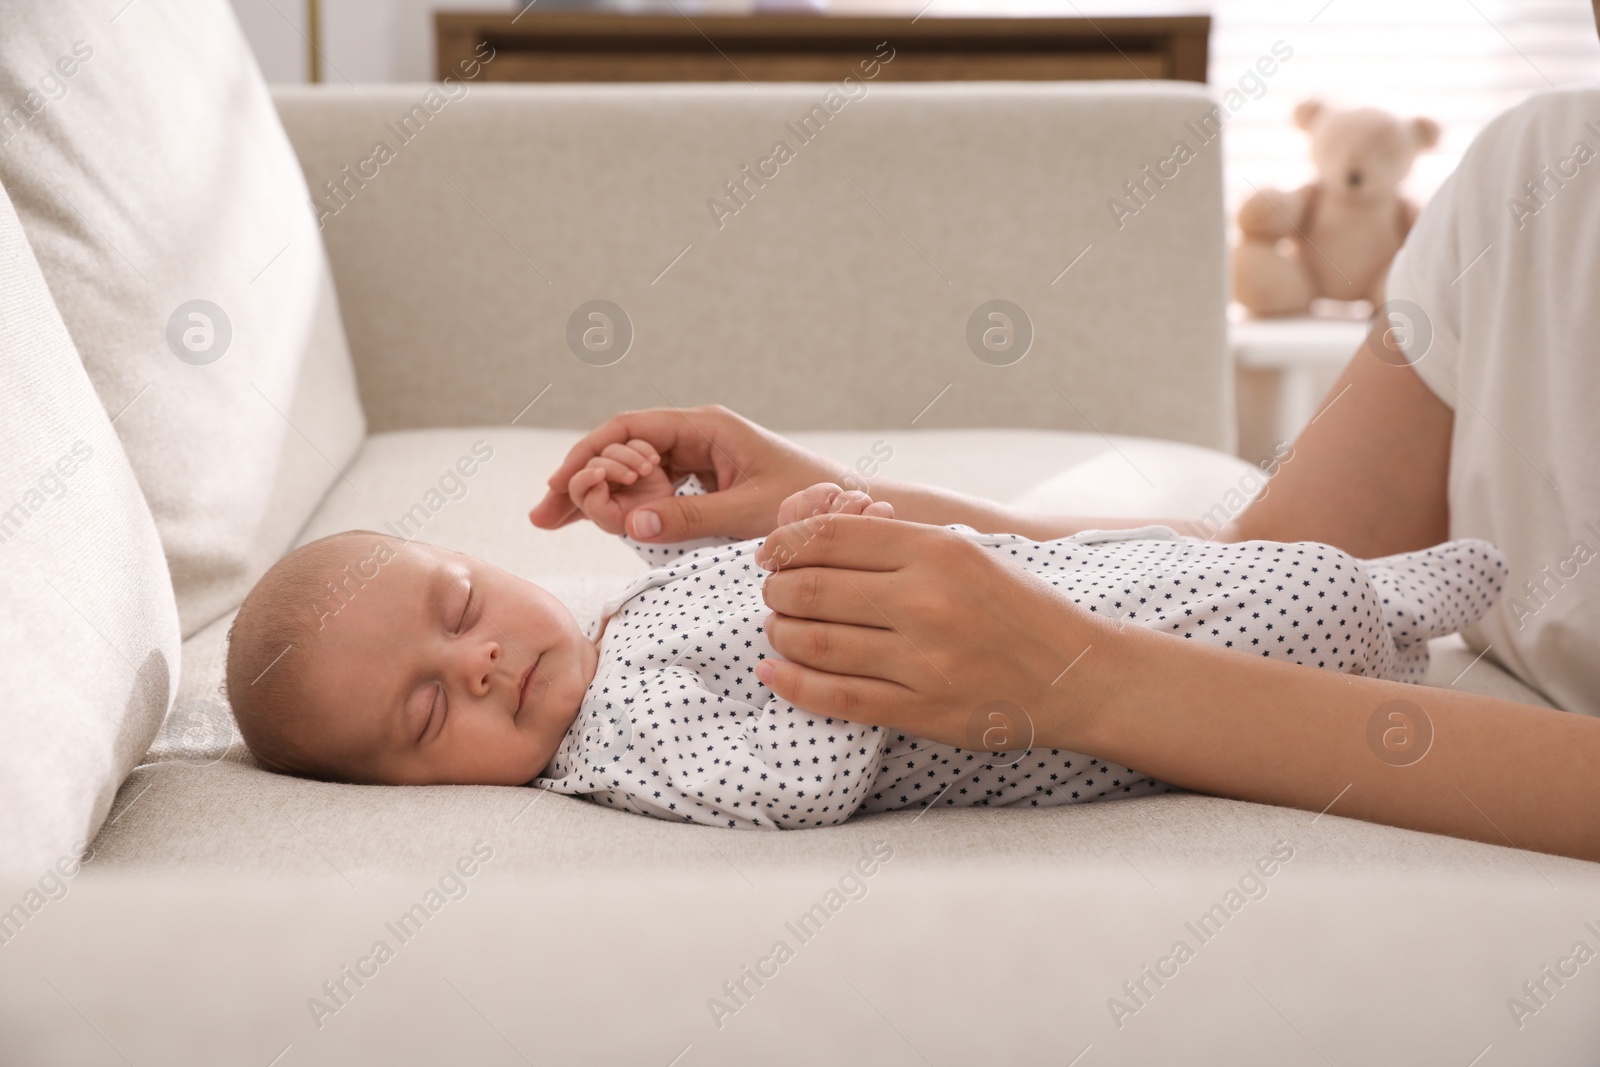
[223,529,397,779]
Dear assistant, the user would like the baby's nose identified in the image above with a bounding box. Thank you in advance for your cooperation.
[471,642,501,692]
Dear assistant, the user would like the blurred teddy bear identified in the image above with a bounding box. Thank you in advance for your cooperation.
[1233,100,1440,316]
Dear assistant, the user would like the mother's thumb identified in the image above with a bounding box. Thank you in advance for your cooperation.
[628,491,721,542]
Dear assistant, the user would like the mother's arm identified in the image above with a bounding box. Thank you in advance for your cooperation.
[752,518,1600,862]
[527,404,1044,541]
[751,326,1600,861]
[530,323,1447,553]
[978,317,1456,551]
[1223,318,1454,556]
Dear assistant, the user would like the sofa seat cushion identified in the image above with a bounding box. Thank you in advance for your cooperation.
[7,865,1599,1064]
[102,425,1571,884]
[88,752,1595,884]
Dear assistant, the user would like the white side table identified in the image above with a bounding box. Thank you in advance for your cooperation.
[1229,313,1367,462]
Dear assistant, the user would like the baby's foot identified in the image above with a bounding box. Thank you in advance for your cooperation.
[1364,539,1509,649]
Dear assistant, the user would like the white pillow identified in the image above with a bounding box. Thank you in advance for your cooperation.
[0,181,181,874]
[0,0,365,638]
[1009,438,1263,523]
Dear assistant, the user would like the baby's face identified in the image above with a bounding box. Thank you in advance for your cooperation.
[295,539,595,785]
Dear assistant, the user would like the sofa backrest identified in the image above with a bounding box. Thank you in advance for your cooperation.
[276,82,1232,450]
[0,1,366,639]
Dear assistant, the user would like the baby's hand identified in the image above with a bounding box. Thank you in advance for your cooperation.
[568,439,676,536]
[776,482,895,528]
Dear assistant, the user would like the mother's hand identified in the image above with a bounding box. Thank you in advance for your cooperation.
[754,517,1115,753]
[529,405,844,542]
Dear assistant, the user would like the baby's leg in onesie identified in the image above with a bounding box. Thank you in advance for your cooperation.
[1360,538,1508,681]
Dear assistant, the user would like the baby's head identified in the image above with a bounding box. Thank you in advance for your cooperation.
[224,531,596,786]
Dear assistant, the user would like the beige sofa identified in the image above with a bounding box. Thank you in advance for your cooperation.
[3,4,1596,1063]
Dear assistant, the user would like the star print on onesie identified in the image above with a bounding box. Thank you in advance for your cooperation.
[534,477,1507,828]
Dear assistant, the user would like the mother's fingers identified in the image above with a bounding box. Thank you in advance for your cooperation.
[762,566,897,628]
[757,513,946,573]
[755,656,909,724]
[528,496,582,529]
[763,615,921,684]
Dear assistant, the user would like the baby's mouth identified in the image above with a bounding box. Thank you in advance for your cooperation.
[515,657,541,720]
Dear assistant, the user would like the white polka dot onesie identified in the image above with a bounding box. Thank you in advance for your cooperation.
[534,479,1508,828]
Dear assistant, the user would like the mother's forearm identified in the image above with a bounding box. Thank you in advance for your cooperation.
[867,476,1217,540]
[1065,625,1600,862]
[863,476,1027,531]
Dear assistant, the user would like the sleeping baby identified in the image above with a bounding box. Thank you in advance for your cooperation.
[224,448,1508,828]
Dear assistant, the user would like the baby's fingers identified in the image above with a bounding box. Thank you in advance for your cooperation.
[863,500,895,519]
[777,482,843,527]
[831,490,879,517]
[625,438,660,467]
[567,465,611,506]
[585,455,645,485]
[602,440,658,476]
[570,467,626,532]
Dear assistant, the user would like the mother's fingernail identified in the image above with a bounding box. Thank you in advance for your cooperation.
[756,660,775,684]
[631,510,661,538]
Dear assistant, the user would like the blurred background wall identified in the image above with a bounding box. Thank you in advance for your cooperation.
[230,0,1600,220]
[229,0,1600,462]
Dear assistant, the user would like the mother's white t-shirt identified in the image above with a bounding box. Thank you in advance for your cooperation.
[1386,87,1600,715]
